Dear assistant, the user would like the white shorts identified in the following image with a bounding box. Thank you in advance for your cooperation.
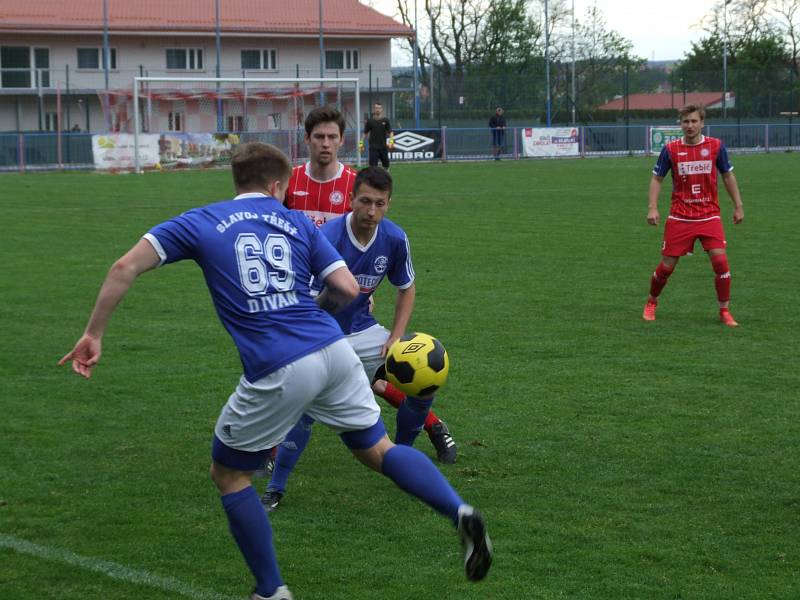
[346,323,391,381]
[214,338,380,452]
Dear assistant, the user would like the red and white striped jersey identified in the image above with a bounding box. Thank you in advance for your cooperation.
[285,162,357,228]
[652,136,733,219]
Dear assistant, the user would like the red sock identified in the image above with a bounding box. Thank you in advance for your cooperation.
[379,383,442,432]
[710,254,731,303]
[649,262,675,299]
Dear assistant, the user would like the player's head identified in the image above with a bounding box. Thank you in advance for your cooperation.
[350,167,392,230]
[496,107,503,115]
[679,103,706,122]
[230,142,291,199]
[304,106,345,167]
[372,102,383,117]
[305,106,345,137]
[678,104,705,142]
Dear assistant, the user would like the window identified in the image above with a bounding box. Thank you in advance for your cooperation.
[168,111,184,131]
[226,115,245,132]
[1,46,49,88]
[241,49,277,71]
[166,48,203,71]
[77,48,117,70]
[44,112,59,131]
[325,49,359,71]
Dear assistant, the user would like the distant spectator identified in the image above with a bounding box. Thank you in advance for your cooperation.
[70,124,81,132]
[489,107,506,161]
[361,102,393,170]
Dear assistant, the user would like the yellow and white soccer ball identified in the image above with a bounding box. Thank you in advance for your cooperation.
[385,332,450,397]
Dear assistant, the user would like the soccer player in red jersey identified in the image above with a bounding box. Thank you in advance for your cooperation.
[644,104,744,326]
[263,108,456,489]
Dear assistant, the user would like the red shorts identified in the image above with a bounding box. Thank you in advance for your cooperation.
[662,216,726,257]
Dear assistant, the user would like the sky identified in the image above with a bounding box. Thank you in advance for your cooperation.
[368,0,712,63]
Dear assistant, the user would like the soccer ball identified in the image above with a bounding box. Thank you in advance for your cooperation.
[384,332,450,397]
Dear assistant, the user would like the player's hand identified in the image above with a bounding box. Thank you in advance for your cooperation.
[733,207,744,224]
[388,137,395,149]
[358,140,365,153]
[380,334,400,359]
[647,208,660,226]
[58,333,102,379]
[368,295,376,314]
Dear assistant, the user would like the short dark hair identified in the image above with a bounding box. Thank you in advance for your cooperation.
[305,106,346,137]
[679,103,706,120]
[354,166,392,198]
[230,142,291,191]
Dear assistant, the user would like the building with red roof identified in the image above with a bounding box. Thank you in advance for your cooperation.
[597,92,735,111]
[0,0,413,132]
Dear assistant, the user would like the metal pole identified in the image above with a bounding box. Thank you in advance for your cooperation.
[319,0,325,105]
[545,0,551,127]
[413,0,420,127]
[103,0,111,131]
[723,0,729,118]
[216,0,223,131]
[571,0,576,125]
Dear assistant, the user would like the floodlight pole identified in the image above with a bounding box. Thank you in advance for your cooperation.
[571,0,576,125]
[545,0,552,127]
[215,0,223,131]
[723,0,730,118]
[319,0,325,105]
[103,0,111,131]
[413,0,420,128]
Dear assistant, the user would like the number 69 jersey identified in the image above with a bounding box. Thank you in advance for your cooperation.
[652,135,733,219]
[144,192,346,383]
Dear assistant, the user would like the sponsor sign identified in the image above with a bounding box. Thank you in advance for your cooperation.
[650,127,683,154]
[521,128,579,157]
[388,130,442,161]
[159,133,239,168]
[92,133,160,169]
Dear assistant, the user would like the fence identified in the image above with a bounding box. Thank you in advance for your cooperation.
[2,123,799,172]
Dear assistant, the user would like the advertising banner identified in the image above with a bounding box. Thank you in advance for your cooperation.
[521,128,580,157]
[92,133,160,169]
[158,133,240,168]
[387,130,442,162]
[649,127,683,154]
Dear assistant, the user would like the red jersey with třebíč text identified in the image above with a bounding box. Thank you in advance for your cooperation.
[652,136,733,219]
[285,162,357,228]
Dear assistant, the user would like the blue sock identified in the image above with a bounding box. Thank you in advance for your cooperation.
[381,444,463,524]
[395,396,433,446]
[221,486,283,597]
[268,414,315,494]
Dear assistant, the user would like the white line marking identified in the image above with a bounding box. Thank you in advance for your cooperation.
[0,533,240,600]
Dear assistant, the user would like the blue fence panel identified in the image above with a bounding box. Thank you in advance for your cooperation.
[583,125,648,156]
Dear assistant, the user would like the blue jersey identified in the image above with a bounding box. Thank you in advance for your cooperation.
[145,192,346,382]
[318,213,414,335]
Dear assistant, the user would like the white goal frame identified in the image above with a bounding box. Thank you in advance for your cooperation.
[132,76,361,173]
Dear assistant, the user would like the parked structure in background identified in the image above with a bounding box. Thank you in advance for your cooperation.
[0,0,411,133]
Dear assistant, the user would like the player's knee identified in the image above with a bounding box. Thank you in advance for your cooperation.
[710,253,730,276]
[655,261,675,280]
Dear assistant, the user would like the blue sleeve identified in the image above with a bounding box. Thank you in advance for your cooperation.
[387,234,415,289]
[716,143,733,173]
[309,225,346,280]
[652,146,671,177]
[146,211,200,265]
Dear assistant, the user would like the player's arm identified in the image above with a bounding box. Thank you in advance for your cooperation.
[647,175,665,226]
[721,171,744,224]
[59,239,161,378]
[381,282,416,358]
[316,265,359,314]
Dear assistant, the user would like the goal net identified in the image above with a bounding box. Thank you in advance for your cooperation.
[98,77,361,172]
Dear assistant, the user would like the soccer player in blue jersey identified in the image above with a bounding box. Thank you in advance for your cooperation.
[59,143,492,599]
[262,166,451,511]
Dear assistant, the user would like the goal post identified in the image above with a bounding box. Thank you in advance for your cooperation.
[129,76,361,173]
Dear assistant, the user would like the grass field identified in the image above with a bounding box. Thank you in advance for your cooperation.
[1,154,798,600]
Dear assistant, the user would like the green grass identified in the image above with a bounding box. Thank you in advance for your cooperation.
[1,154,798,599]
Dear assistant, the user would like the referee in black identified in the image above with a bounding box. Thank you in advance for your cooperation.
[361,102,393,169]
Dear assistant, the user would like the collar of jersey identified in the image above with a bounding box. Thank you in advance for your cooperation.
[234,192,274,200]
[303,161,344,183]
[681,135,705,146]
[346,212,379,252]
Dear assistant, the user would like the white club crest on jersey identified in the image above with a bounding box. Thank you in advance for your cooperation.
[701,148,710,157]
[330,190,345,205]
[374,255,388,273]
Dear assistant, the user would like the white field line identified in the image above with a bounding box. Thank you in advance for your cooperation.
[0,533,240,600]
